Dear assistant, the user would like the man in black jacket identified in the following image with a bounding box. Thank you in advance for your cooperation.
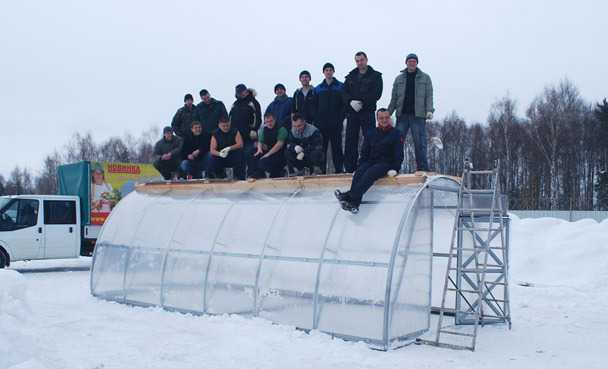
[229,84,262,177]
[171,94,197,137]
[179,121,210,179]
[153,126,183,180]
[342,51,383,173]
[335,109,404,213]
[315,62,345,173]
[195,89,228,135]
[285,113,324,175]
[292,70,316,126]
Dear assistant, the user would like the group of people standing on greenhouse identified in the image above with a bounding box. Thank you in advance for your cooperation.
[152,51,434,212]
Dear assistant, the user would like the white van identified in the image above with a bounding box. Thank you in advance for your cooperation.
[0,195,81,267]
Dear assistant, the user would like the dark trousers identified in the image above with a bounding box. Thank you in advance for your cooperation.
[396,114,429,171]
[344,111,375,173]
[348,162,391,205]
[248,151,285,178]
[319,120,344,174]
[243,141,258,178]
[209,150,245,180]
[154,158,180,180]
[180,154,208,179]
[286,148,325,173]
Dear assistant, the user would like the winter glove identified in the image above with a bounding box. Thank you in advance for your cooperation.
[294,145,303,154]
[249,130,258,140]
[296,152,305,161]
[350,100,363,112]
[387,170,398,177]
[219,147,231,158]
[430,136,444,150]
[426,112,433,123]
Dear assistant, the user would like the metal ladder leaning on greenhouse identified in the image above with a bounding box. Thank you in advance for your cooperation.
[428,160,511,351]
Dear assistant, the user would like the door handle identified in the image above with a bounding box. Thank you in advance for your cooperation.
[69,227,73,233]
[38,227,42,234]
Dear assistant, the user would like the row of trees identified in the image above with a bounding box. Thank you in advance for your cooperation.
[1,79,607,210]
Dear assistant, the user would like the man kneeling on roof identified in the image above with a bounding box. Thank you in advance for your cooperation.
[248,112,288,179]
[335,108,404,213]
[285,113,324,176]
[208,115,246,180]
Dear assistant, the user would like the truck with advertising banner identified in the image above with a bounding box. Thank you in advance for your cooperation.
[0,161,160,267]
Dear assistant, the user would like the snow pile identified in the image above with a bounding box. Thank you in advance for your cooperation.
[0,270,47,369]
[510,217,608,291]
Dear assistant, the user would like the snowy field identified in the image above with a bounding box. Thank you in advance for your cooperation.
[2,217,608,369]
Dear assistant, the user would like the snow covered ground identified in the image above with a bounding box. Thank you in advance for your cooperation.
[2,217,608,369]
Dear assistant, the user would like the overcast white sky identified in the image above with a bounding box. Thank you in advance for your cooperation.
[0,0,605,177]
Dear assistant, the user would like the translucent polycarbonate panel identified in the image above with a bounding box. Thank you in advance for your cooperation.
[169,199,232,251]
[205,255,259,314]
[99,192,150,245]
[257,260,318,329]
[130,197,184,250]
[123,248,164,305]
[388,188,433,341]
[90,243,128,299]
[316,264,388,340]
[161,250,208,312]
[322,186,418,264]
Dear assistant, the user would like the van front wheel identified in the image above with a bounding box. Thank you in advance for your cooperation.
[0,248,9,268]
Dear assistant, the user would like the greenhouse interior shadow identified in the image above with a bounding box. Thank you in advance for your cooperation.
[90,174,467,351]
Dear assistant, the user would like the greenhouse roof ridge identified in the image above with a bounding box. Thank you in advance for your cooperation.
[135,172,460,193]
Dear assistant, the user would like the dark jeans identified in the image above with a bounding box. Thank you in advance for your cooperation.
[344,111,375,173]
[243,141,258,178]
[154,158,180,180]
[286,148,325,173]
[248,151,286,178]
[396,114,429,171]
[180,153,208,179]
[319,120,344,174]
[349,162,391,205]
[209,150,245,180]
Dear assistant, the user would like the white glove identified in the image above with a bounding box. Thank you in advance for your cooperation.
[249,130,258,140]
[426,112,433,122]
[219,147,231,158]
[387,170,398,177]
[294,145,303,154]
[350,100,363,112]
[296,152,305,161]
[430,136,444,150]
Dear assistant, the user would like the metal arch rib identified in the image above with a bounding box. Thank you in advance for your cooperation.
[253,188,302,316]
[202,202,236,313]
[312,207,341,330]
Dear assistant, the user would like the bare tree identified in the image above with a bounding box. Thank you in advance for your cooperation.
[36,151,63,194]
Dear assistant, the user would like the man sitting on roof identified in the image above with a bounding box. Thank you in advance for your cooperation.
[335,108,404,213]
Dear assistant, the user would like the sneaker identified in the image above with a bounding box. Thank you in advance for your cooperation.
[342,201,359,214]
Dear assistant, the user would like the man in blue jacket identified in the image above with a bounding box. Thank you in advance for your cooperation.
[335,109,404,213]
[265,83,293,129]
[315,62,345,174]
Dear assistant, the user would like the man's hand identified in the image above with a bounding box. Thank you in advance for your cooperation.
[193,149,200,157]
[254,148,264,157]
[294,145,303,154]
[261,153,271,159]
[187,154,194,160]
[350,100,363,112]
[219,147,231,158]
[161,153,171,160]
[249,130,258,140]
[296,152,305,161]
[426,112,433,123]
[387,169,398,177]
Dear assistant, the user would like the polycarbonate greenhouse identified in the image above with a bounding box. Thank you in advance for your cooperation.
[90,174,460,350]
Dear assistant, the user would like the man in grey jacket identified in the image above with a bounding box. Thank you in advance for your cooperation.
[388,53,434,172]
[153,126,183,180]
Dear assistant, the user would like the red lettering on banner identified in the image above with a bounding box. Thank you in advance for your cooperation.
[106,163,141,175]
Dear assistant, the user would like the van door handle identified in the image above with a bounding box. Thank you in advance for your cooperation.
[38,227,42,234]
[69,227,73,233]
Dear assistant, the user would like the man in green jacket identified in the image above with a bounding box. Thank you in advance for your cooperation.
[388,53,434,172]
